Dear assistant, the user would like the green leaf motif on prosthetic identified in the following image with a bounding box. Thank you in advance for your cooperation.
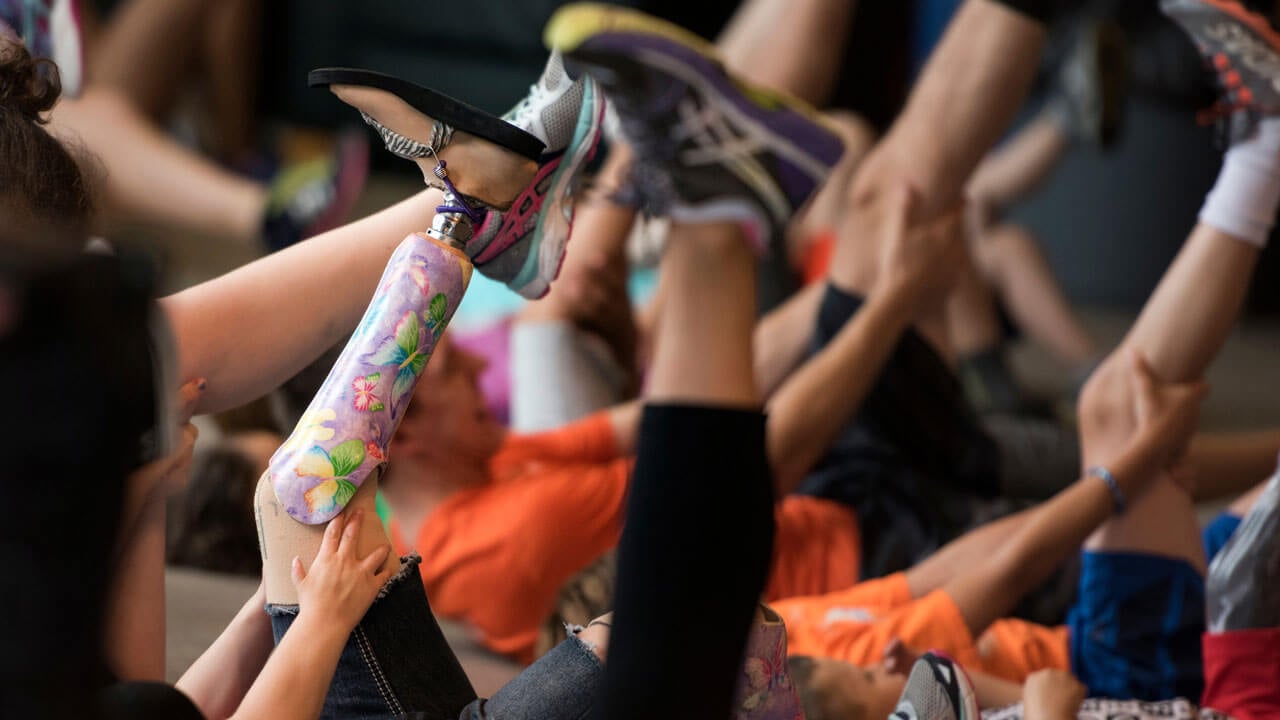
[426,293,448,332]
[328,439,366,477]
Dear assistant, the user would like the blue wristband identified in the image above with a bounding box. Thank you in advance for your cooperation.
[1087,465,1126,514]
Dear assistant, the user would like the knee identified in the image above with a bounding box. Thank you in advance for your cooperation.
[1077,354,1137,446]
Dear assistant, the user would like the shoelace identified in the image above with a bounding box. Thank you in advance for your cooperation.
[505,82,547,126]
[608,78,687,216]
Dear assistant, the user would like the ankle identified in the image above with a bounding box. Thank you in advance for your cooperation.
[1199,117,1280,248]
[429,133,537,209]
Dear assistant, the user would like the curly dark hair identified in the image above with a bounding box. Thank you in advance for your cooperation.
[0,38,95,261]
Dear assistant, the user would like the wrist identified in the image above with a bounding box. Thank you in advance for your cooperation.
[866,278,918,326]
[292,609,356,645]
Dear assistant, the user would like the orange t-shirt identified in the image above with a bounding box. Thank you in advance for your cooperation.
[392,411,862,663]
[773,573,1070,683]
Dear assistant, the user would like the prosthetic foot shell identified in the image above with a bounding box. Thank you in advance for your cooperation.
[269,234,472,524]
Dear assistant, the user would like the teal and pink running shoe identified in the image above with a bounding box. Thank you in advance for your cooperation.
[470,52,607,299]
[310,51,605,300]
[544,3,845,253]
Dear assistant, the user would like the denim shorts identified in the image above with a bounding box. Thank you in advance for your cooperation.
[268,555,477,720]
[455,633,604,720]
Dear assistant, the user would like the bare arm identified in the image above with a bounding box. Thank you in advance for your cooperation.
[1022,669,1087,720]
[106,500,169,680]
[768,189,965,494]
[970,669,1025,709]
[766,280,915,493]
[106,396,201,681]
[176,585,275,720]
[231,512,391,720]
[162,189,442,415]
[753,283,823,400]
[943,355,1207,637]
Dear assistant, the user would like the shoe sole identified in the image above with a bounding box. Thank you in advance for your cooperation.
[1168,0,1280,48]
[1167,0,1280,96]
[545,3,834,131]
[546,4,844,236]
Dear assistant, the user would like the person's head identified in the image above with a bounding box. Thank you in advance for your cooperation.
[788,656,906,720]
[394,332,505,474]
[0,38,93,248]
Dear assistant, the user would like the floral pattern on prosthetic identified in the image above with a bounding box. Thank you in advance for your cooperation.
[270,233,472,524]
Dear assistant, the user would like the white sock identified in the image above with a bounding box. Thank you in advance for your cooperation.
[1199,117,1280,248]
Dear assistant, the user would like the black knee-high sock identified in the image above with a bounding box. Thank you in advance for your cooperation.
[593,404,775,719]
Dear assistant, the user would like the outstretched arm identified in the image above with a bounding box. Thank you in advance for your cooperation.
[767,188,965,492]
[162,188,442,415]
[230,512,390,720]
[941,352,1206,637]
[175,584,275,720]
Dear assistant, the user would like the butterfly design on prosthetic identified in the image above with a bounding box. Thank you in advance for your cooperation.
[269,233,472,524]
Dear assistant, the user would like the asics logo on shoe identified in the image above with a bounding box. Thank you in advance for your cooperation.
[672,97,791,224]
[1204,22,1280,94]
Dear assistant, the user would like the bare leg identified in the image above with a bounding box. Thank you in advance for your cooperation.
[647,225,758,406]
[966,111,1070,211]
[787,111,877,265]
[1080,226,1259,570]
[716,0,856,105]
[944,246,1004,359]
[512,146,639,428]
[831,0,1047,346]
[50,87,267,243]
[1188,430,1280,502]
[86,0,206,117]
[975,222,1098,370]
[201,0,262,162]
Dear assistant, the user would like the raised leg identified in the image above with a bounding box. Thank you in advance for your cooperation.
[50,87,268,243]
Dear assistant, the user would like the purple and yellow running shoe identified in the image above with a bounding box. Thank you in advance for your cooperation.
[544,3,845,252]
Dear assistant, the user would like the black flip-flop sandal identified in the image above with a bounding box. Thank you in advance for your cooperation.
[308,67,545,161]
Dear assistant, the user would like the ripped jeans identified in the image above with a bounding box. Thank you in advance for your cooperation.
[268,554,605,720]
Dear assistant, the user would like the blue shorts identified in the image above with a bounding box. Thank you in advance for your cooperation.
[1067,551,1205,701]
[1202,512,1243,565]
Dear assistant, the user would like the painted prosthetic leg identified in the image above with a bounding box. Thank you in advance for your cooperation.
[268,63,592,522]
[268,229,471,524]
